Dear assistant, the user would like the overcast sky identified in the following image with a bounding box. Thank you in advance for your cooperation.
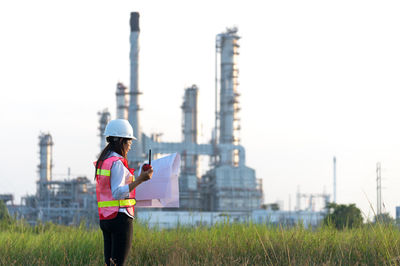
[1,0,400,220]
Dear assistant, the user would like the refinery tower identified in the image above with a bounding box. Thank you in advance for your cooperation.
[98,12,263,212]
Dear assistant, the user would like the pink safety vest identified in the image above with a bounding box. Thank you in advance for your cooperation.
[95,156,136,220]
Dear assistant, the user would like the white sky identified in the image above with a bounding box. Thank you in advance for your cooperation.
[1,0,400,220]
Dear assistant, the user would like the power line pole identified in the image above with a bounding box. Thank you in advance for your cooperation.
[376,162,382,216]
[333,156,337,203]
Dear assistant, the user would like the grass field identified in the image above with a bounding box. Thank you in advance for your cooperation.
[1,220,400,265]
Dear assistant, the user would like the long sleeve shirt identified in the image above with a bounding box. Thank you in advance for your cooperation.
[108,152,134,218]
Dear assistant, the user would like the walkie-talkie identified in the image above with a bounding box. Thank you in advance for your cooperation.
[142,149,152,171]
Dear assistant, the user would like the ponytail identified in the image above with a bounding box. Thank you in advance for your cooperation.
[94,137,131,180]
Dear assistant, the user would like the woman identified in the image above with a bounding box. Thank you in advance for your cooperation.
[95,119,153,266]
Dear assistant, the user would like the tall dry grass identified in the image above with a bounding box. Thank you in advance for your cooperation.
[1,219,400,265]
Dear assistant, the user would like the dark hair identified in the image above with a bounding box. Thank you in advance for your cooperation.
[94,137,131,180]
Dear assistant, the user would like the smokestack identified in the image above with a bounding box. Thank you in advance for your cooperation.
[333,156,336,203]
[127,12,143,167]
[130,12,140,32]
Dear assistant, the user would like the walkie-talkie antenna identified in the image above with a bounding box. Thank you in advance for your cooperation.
[149,149,151,165]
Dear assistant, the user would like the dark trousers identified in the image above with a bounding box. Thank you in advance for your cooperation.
[100,212,133,266]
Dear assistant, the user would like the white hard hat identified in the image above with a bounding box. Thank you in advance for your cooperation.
[104,119,137,140]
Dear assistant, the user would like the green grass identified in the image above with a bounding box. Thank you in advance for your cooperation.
[1,220,400,265]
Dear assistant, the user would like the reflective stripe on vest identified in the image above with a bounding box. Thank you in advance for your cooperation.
[96,168,134,181]
[96,169,110,176]
[98,199,136,208]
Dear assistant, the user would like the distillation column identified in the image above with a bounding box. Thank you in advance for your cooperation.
[201,27,262,212]
[38,133,53,196]
[180,85,201,210]
[182,85,199,176]
[217,28,241,166]
[116,82,129,119]
[98,109,111,151]
[128,12,144,167]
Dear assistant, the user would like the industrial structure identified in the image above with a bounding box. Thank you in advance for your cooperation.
[6,133,98,225]
[295,187,330,212]
[98,109,111,152]
[96,12,263,212]
[137,210,324,229]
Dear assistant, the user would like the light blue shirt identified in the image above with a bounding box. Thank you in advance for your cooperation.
[108,152,134,218]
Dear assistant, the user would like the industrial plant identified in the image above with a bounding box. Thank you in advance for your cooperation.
[97,12,264,213]
[2,12,334,227]
[5,134,98,225]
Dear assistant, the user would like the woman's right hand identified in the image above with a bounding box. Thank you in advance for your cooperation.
[138,166,153,182]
